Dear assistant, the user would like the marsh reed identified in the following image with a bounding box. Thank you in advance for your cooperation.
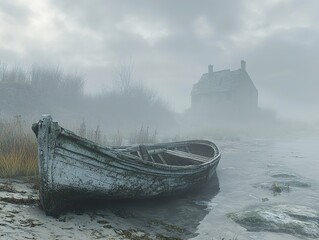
[0,116,160,178]
[0,117,38,178]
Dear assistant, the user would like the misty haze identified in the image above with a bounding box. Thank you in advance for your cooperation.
[0,1,318,240]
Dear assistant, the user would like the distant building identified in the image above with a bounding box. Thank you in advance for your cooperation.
[191,61,258,120]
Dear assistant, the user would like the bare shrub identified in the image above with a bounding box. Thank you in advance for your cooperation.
[94,125,102,144]
[111,130,123,146]
[77,120,87,138]
[0,62,175,143]
[129,125,157,144]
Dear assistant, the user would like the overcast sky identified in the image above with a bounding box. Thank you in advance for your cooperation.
[0,0,318,122]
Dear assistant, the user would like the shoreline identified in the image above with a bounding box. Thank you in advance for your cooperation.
[0,177,198,240]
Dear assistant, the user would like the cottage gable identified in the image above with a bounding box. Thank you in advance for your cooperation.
[191,61,258,119]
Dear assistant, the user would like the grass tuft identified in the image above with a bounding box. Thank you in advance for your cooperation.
[0,117,160,178]
[0,117,38,178]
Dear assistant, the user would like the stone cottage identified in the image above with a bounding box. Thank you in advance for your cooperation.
[191,61,258,119]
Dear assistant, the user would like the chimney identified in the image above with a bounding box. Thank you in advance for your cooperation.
[241,60,246,71]
[208,64,213,74]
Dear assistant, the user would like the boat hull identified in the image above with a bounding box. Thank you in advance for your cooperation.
[33,115,221,216]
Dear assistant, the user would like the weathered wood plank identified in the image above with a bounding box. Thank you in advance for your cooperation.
[33,115,221,216]
[158,153,167,164]
[165,150,210,163]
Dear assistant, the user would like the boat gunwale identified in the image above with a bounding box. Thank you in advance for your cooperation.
[58,127,221,171]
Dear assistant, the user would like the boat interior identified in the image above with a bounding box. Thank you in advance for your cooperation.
[130,143,215,166]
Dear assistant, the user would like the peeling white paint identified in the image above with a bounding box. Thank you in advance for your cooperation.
[33,115,221,216]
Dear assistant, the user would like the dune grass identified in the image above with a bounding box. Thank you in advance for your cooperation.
[0,117,38,178]
[0,116,160,178]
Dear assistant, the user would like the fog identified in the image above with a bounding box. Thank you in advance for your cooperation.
[2,2,319,240]
[0,64,177,141]
[0,0,318,139]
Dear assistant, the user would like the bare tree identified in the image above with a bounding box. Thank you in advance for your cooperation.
[94,125,102,144]
[78,120,87,138]
[0,62,8,82]
[116,58,134,93]
[31,65,62,93]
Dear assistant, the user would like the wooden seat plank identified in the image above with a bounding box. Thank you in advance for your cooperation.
[165,150,209,163]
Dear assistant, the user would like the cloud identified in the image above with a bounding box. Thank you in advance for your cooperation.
[0,0,318,121]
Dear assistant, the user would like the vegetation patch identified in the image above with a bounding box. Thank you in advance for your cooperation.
[255,178,310,196]
[19,218,43,227]
[270,183,288,195]
[0,117,38,178]
[116,228,183,240]
[0,183,16,193]
[117,229,150,240]
[97,219,109,224]
[148,219,186,234]
[0,196,38,205]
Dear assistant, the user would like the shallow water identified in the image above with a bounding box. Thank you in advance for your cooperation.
[73,136,319,239]
[191,136,319,240]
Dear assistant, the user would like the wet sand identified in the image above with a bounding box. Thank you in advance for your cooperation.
[0,176,220,240]
[0,177,176,240]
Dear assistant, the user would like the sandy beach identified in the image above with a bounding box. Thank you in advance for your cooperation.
[0,177,188,240]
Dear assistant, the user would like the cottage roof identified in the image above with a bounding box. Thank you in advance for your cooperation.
[191,62,257,96]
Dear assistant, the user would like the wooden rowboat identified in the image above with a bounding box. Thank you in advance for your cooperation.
[32,115,221,216]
